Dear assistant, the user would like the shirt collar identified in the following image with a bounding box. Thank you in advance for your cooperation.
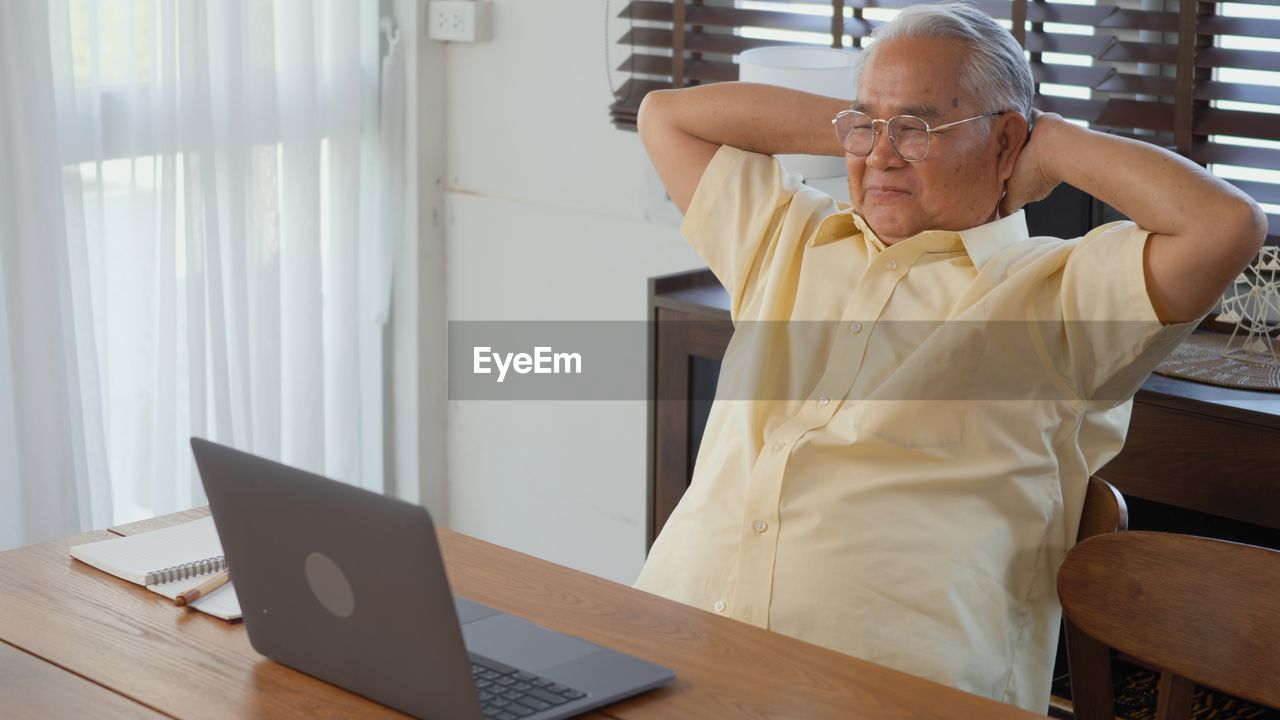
[809,207,1029,271]
[809,202,861,248]
[956,210,1029,270]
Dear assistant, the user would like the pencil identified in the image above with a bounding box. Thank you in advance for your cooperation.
[174,569,230,606]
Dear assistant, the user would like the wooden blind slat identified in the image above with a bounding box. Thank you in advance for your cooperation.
[1198,47,1280,73]
[1098,40,1180,66]
[1034,95,1103,120]
[1024,33,1115,58]
[619,54,673,78]
[1199,109,1280,143]
[621,54,737,83]
[1202,15,1280,40]
[617,26,675,51]
[624,2,843,34]
[1095,99,1178,133]
[1026,34,1183,67]
[1227,179,1280,206]
[1032,96,1185,136]
[1192,141,1280,170]
[682,31,808,54]
[619,26,802,55]
[855,0,1013,19]
[1027,4,1115,27]
[1195,81,1280,107]
[1018,3,1219,32]
[695,6,837,34]
[1095,73,1176,97]
[1097,7,1179,32]
[1034,64,1114,89]
[850,0,1242,31]
[619,1,672,22]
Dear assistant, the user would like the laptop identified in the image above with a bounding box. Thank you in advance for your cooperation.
[190,438,675,720]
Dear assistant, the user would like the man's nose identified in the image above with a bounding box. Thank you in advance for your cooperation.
[864,127,906,170]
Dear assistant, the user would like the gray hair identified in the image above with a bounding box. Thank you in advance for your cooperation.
[855,2,1034,121]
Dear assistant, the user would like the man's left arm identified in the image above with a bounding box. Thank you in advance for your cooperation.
[1002,112,1268,324]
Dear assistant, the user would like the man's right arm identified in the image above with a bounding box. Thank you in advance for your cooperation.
[637,83,851,214]
[1002,112,1267,324]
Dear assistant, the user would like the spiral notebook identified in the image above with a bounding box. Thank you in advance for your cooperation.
[69,516,242,621]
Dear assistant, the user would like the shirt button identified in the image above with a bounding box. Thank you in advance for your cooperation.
[753,520,768,533]
[818,395,830,406]
[886,259,898,270]
[849,321,863,334]
[772,440,785,453]
[714,600,726,613]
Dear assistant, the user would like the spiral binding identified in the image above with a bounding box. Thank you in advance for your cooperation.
[144,556,227,586]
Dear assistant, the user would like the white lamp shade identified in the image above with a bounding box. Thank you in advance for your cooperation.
[738,46,858,180]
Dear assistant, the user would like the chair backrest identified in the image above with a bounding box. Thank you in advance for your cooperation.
[1062,475,1128,720]
[1058,531,1280,719]
[1076,475,1128,542]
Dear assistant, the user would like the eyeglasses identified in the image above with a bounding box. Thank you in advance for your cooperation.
[831,109,1004,162]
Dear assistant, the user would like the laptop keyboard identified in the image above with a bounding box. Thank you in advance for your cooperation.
[470,653,588,719]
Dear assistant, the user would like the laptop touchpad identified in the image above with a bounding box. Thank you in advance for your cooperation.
[463,614,599,672]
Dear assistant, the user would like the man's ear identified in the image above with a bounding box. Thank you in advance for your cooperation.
[995,111,1030,183]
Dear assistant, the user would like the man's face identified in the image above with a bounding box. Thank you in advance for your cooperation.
[846,36,1021,245]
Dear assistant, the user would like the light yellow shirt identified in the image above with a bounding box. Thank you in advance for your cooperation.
[633,146,1196,711]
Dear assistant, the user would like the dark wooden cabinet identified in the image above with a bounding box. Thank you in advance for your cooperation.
[647,268,1280,550]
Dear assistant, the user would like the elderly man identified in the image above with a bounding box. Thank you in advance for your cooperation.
[631,2,1267,712]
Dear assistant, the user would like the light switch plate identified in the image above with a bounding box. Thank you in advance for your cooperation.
[427,0,492,43]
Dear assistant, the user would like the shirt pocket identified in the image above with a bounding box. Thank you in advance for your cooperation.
[850,322,989,449]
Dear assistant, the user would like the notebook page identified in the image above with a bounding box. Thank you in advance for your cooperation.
[69,516,242,620]
[69,516,224,586]
[149,578,242,621]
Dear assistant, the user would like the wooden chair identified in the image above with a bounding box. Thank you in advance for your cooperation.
[1060,475,1128,720]
[1058,530,1280,720]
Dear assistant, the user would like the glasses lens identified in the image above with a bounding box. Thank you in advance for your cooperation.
[836,111,875,156]
[888,115,930,161]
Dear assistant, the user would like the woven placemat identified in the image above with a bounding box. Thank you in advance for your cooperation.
[1153,333,1280,392]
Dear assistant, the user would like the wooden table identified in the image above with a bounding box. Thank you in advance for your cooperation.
[0,509,1044,719]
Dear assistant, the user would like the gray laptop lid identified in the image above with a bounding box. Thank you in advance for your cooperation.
[192,438,675,720]
[191,437,482,720]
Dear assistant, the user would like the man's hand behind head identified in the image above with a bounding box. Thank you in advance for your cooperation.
[999,109,1064,217]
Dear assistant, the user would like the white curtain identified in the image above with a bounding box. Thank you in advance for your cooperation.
[0,0,112,550]
[0,0,404,550]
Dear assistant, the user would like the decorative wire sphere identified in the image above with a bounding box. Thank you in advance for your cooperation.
[1220,246,1280,366]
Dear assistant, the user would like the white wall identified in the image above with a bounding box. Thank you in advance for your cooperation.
[434,1,704,584]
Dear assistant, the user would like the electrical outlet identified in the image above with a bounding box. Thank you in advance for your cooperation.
[427,1,492,43]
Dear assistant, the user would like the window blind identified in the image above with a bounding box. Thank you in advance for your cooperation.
[609,0,1280,244]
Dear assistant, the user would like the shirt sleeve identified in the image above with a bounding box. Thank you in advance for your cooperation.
[679,145,805,318]
[1057,220,1199,404]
